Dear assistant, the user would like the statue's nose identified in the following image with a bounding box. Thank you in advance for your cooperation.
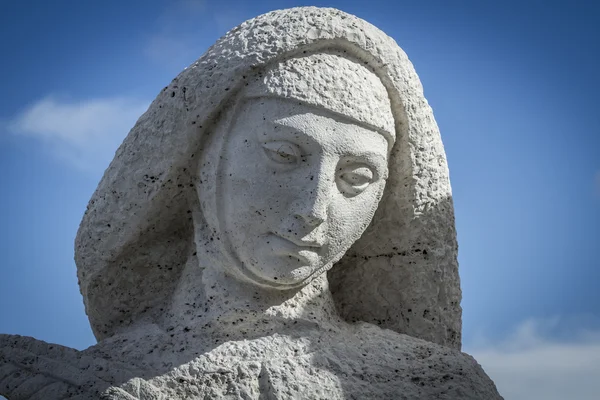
[292,197,327,227]
[292,174,332,227]
[298,210,325,227]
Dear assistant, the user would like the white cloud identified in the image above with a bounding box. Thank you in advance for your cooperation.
[467,317,600,400]
[8,96,149,173]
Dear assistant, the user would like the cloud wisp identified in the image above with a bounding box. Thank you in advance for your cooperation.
[467,317,600,400]
[8,96,149,173]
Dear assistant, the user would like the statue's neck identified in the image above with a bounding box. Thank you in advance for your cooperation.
[166,256,342,335]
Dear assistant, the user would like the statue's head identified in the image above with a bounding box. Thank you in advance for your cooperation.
[75,7,462,349]
[198,53,394,288]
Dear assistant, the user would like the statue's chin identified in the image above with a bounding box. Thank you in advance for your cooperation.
[228,261,325,291]
[256,265,315,286]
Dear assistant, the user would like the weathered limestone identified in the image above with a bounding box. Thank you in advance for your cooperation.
[0,6,502,399]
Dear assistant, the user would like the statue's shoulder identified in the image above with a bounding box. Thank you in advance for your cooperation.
[0,333,145,400]
[321,323,504,399]
[0,333,100,399]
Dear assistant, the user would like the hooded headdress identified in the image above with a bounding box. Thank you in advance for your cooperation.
[75,7,462,349]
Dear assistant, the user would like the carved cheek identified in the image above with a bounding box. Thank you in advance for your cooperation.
[330,180,384,243]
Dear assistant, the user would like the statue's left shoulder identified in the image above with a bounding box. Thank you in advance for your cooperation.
[0,334,145,400]
[323,324,504,399]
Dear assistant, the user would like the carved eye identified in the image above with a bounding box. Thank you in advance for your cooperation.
[263,141,300,164]
[337,165,375,196]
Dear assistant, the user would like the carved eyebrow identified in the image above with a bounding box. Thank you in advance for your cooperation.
[270,113,393,154]
[349,152,388,165]
[264,119,316,144]
[271,119,305,132]
[268,118,389,162]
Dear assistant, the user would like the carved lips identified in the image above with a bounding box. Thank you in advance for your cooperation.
[267,232,323,264]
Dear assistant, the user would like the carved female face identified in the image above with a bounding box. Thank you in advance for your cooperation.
[217,98,390,288]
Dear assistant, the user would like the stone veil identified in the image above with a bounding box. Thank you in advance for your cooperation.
[77,6,461,349]
[0,6,502,400]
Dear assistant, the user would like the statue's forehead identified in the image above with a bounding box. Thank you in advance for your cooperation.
[237,97,392,148]
[244,52,395,139]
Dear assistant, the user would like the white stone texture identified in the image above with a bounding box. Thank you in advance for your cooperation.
[0,6,502,399]
[75,5,461,349]
[2,324,500,399]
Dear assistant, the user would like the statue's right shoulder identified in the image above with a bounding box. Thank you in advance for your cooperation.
[0,334,137,400]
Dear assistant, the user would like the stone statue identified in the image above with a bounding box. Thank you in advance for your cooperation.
[0,7,502,399]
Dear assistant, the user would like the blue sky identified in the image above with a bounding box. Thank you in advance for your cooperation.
[0,1,598,398]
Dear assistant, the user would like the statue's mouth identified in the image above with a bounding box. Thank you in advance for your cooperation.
[272,231,323,249]
[265,232,322,266]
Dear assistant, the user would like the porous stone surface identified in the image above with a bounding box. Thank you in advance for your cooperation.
[2,324,499,399]
[0,6,502,399]
[76,4,461,349]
